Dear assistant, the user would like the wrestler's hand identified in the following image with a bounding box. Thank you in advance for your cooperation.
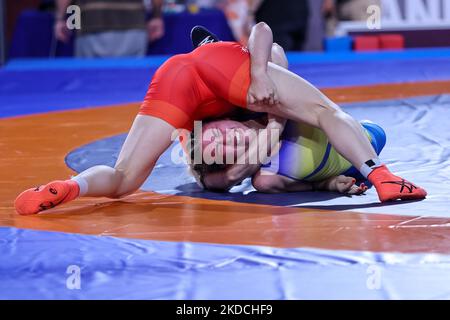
[248,72,279,106]
[317,175,368,195]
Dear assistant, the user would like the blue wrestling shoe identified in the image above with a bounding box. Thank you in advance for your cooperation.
[360,120,387,154]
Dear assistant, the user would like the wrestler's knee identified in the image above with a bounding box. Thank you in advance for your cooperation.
[109,181,139,199]
[108,167,140,199]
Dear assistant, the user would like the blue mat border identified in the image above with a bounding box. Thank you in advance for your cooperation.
[1,226,450,299]
[4,47,450,70]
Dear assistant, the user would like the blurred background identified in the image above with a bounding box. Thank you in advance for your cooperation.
[1,0,450,64]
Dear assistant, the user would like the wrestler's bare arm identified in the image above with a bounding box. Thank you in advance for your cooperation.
[198,43,289,191]
[252,172,368,195]
[252,171,314,193]
[247,22,279,105]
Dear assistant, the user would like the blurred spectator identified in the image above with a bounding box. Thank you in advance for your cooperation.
[39,0,56,10]
[221,0,249,45]
[247,0,310,51]
[54,0,164,57]
[304,0,326,51]
[323,0,381,35]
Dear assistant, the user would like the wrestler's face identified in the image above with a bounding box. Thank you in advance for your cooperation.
[201,120,250,164]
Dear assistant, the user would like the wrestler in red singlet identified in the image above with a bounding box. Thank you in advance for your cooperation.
[139,42,251,130]
[13,37,427,216]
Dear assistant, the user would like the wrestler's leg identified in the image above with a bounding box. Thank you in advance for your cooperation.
[247,23,374,169]
[76,115,174,197]
[249,63,426,201]
[246,21,374,169]
[252,62,377,170]
[15,115,175,214]
[271,43,376,176]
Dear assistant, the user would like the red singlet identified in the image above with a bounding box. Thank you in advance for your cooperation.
[139,42,251,130]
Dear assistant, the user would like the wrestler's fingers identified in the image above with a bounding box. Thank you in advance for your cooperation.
[259,98,268,105]
[347,185,359,195]
[348,185,364,195]
[344,177,356,189]
[273,91,280,105]
[336,177,354,193]
[336,176,361,194]
[353,183,368,195]
[251,96,260,105]
[268,94,275,105]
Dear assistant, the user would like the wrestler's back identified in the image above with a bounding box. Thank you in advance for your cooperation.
[140,42,250,129]
[190,42,251,107]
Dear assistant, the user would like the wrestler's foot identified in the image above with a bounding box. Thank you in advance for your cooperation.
[368,165,427,202]
[14,180,80,215]
[190,25,220,48]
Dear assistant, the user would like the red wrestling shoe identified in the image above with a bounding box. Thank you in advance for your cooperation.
[14,180,80,215]
[368,165,427,202]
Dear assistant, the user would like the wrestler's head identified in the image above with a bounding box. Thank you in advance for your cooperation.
[200,120,251,164]
[189,119,253,184]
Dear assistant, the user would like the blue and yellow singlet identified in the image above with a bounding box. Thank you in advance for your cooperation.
[263,120,386,182]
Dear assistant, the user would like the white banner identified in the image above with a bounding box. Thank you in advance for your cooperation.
[336,0,450,35]
[383,0,450,25]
